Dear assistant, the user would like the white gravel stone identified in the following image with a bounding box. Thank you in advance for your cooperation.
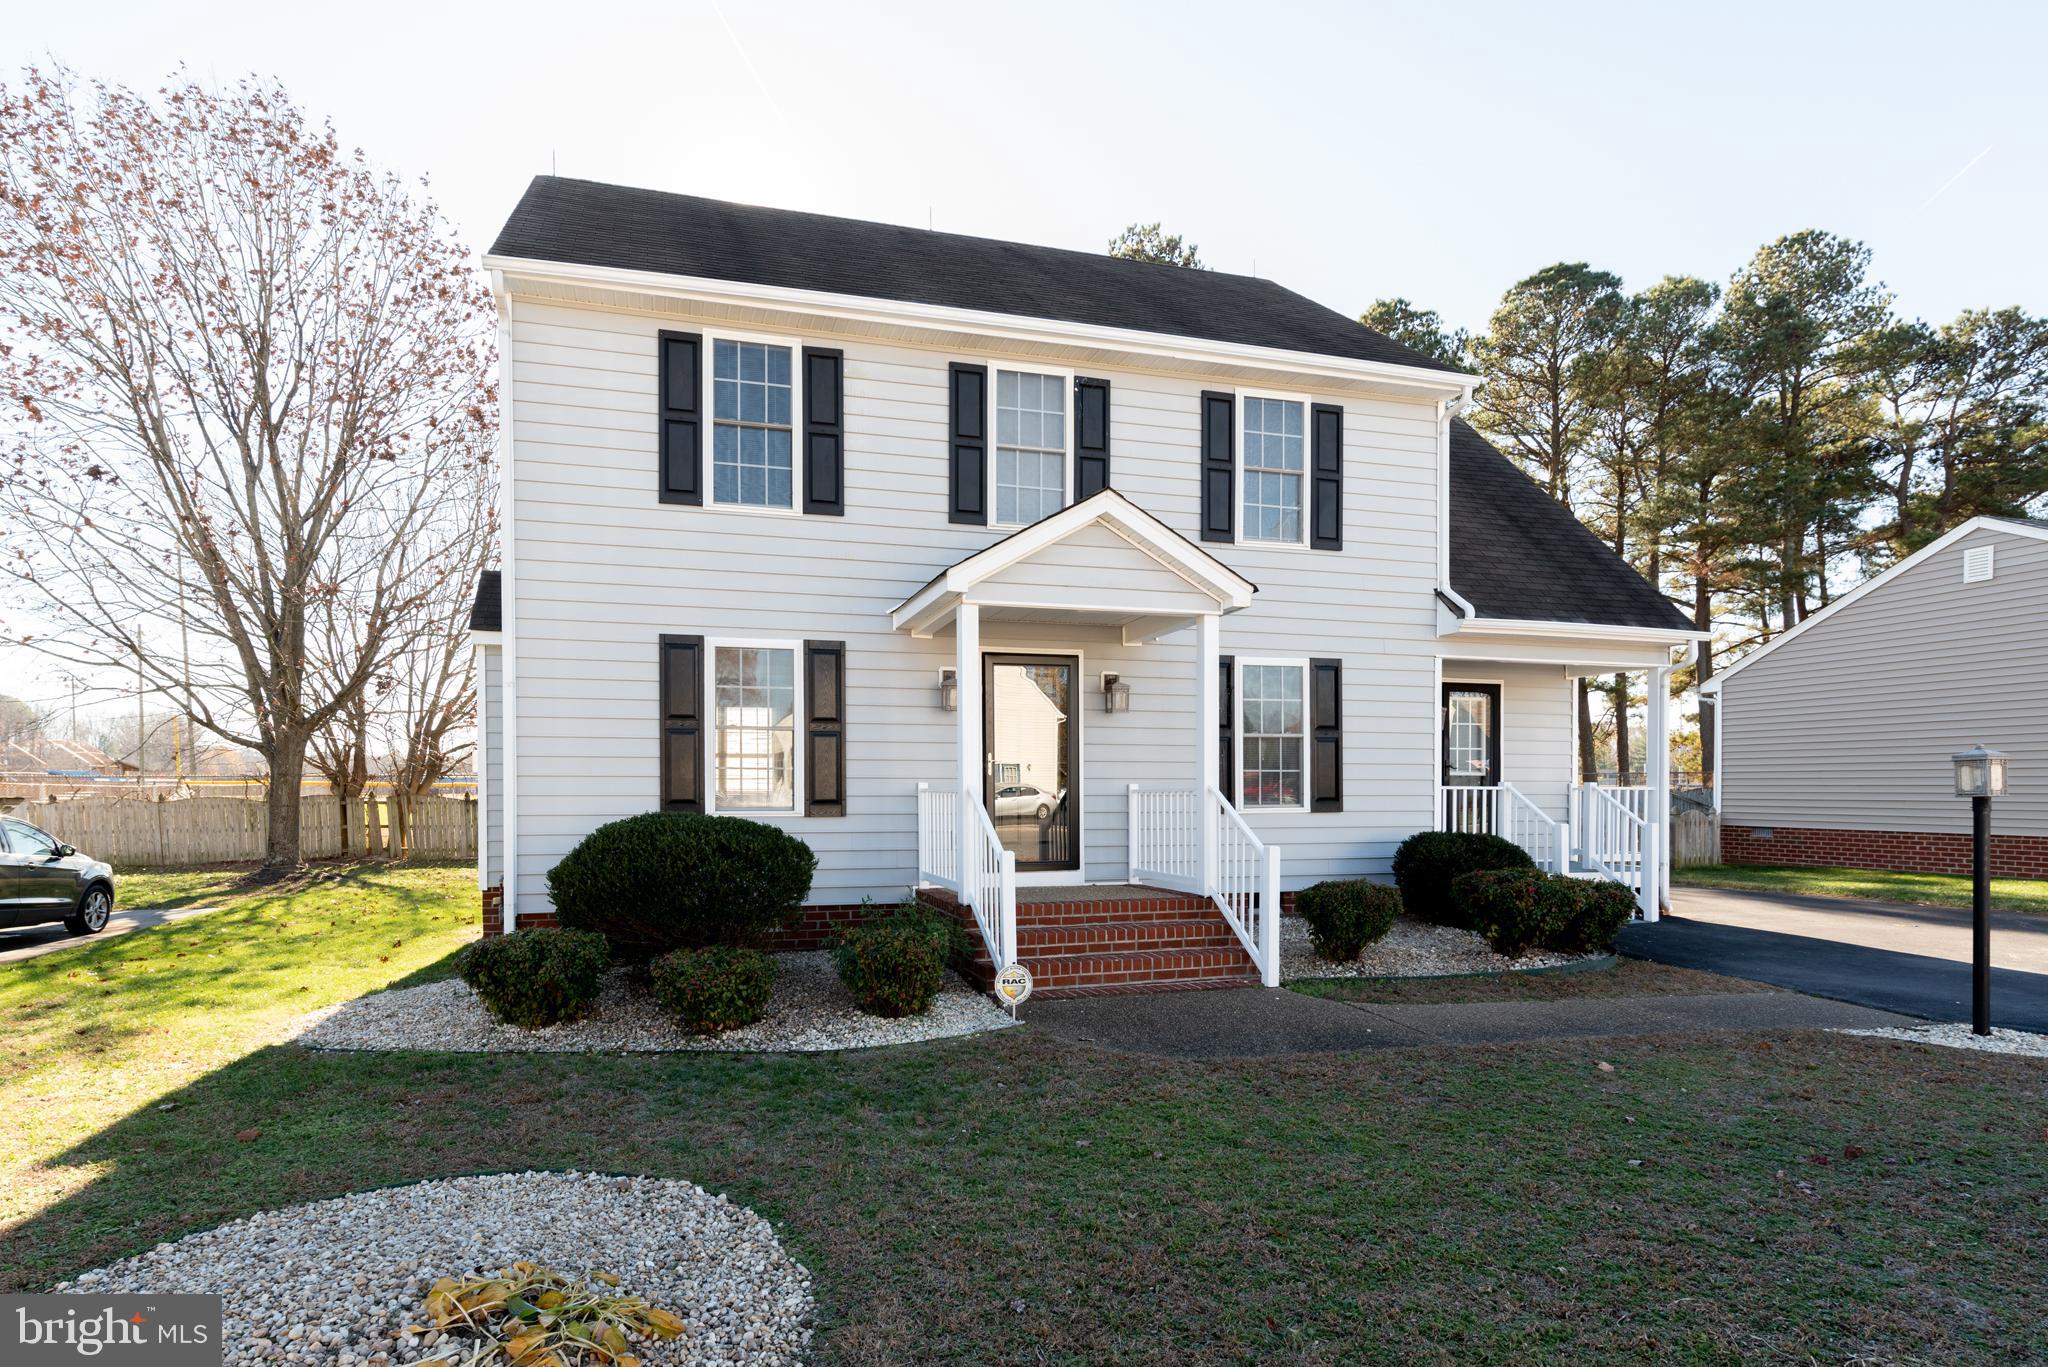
[1835,1022,2048,1057]
[1280,914,1604,980]
[298,952,1018,1054]
[54,1171,812,1366]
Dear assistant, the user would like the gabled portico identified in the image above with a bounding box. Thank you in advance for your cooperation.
[891,490,1282,986]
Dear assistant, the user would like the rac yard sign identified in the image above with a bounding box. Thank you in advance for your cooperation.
[5,1295,221,1365]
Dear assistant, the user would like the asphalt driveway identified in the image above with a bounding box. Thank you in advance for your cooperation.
[0,902,223,965]
[1621,886,2048,1032]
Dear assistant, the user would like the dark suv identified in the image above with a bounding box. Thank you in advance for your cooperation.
[0,816,116,935]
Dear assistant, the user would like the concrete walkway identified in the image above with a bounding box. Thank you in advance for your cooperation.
[1020,983,1912,1060]
[1623,887,2048,1033]
[0,903,223,965]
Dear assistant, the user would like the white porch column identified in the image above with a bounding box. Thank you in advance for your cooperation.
[956,603,982,903]
[1645,664,1671,921]
[1196,612,1220,898]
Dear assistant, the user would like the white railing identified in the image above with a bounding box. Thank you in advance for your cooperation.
[1440,783,1568,874]
[1210,786,1281,988]
[1580,784,1657,921]
[1573,784,1650,869]
[916,782,961,891]
[1128,783,1202,891]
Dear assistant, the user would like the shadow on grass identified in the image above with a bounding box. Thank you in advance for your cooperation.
[7,1015,2047,1364]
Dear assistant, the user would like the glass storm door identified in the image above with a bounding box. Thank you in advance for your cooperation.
[1442,683,1501,831]
[983,654,1079,872]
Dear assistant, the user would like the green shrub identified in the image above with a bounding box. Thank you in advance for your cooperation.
[545,812,816,955]
[649,944,777,1034]
[1391,830,1536,928]
[1452,868,1559,957]
[833,915,946,1018]
[880,897,975,968]
[1549,878,1637,953]
[455,927,610,1029]
[1294,879,1401,961]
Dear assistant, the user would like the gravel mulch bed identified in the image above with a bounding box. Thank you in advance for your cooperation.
[299,951,1018,1054]
[1280,915,1604,981]
[55,1171,812,1366]
[1836,1022,2048,1057]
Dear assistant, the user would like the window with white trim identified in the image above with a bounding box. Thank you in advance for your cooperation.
[712,340,795,508]
[994,369,1066,527]
[1239,661,1306,808]
[1240,396,1305,543]
[713,645,797,810]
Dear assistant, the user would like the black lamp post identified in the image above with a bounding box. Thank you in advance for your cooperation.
[1952,744,2008,1036]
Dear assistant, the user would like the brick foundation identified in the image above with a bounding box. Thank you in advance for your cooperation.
[1722,824,2048,879]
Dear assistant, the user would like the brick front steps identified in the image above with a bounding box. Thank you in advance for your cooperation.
[918,886,1260,998]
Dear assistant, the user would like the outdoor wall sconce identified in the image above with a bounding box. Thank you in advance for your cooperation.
[938,667,958,711]
[1101,672,1131,714]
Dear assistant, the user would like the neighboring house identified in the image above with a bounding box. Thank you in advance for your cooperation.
[1705,516,2048,878]
[469,177,1699,993]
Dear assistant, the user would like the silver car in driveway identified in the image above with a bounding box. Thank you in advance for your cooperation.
[0,816,116,935]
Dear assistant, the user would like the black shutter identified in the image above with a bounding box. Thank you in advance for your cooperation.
[1199,390,1235,542]
[802,347,845,516]
[1218,654,1236,802]
[1310,403,1343,551]
[948,363,988,525]
[1074,376,1111,499]
[658,635,705,811]
[1309,657,1343,813]
[804,640,846,817]
[657,331,703,506]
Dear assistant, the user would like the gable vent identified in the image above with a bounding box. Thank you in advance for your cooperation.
[1963,545,1995,583]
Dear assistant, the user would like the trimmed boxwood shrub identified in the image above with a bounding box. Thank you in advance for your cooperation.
[455,927,610,1029]
[1391,830,1536,928]
[545,812,816,955]
[1549,877,1637,953]
[649,944,777,1035]
[1294,879,1401,961]
[833,914,946,1018]
[1452,868,1559,957]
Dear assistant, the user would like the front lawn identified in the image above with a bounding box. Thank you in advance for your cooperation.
[1676,862,2048,915]
[4,864,2043,1364]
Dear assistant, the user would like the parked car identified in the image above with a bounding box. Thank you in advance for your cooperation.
[0,816,116,934]
[991,784,1062,820]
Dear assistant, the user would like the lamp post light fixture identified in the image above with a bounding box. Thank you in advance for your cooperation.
[1952,744,2008,1037]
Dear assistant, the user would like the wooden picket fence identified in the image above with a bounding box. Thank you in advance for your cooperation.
[1670,808,1721,868]
[13,794,476,868]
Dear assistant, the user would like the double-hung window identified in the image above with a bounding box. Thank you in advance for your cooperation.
[1240,395,1305,544]
[712,339,797,509]
[712,644,798,810]
[994,369,1067,527]
[1239,660,1307,809]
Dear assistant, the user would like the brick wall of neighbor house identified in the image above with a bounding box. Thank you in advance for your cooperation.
[1723,824,2048,879]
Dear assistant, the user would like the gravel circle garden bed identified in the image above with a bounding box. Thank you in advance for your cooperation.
[55,1171,812,1366]
[1836,1022,2048,1057]
[299,951,1017,1054]
[1280,915,1605,980]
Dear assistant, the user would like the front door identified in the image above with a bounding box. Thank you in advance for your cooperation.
[1442,682,1501,828]
[983,654,1079,873]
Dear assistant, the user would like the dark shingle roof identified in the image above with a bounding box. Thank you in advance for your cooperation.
[1448,420,1694,632]
[489,177,1466,374]
[469,570,501,632]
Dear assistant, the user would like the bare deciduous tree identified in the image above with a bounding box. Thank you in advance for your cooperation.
[0,66,496,865]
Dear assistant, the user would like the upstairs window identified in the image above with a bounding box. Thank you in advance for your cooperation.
[712,340,795,509]
[1240,395,1305,543]
[994,369,1067,527]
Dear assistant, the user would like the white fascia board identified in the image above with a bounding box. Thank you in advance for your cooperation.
[1704,515,2045,692]
[468,629,503,644]
[485,255,1478,400]
[1445,614,1710,645]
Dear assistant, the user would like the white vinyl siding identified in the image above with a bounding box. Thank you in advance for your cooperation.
[500,293,1482,908]
[1721,524,2048,836]
[481,644,504,886]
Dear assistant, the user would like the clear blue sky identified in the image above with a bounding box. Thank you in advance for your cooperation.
[3,0,2043,702]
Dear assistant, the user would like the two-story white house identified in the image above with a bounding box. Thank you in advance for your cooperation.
[469,177,1702,995]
